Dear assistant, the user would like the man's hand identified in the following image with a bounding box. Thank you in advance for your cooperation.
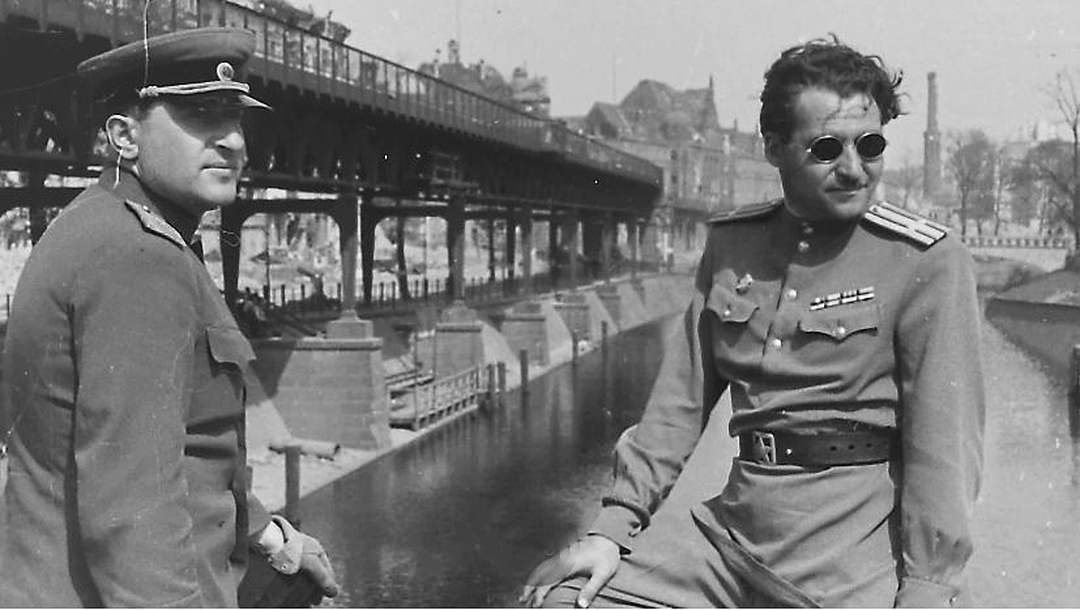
[264,516,341,599]
[519,535,621,608]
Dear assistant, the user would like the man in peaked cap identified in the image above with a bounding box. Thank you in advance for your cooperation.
[523,38,984,608]
[0,27,338,606]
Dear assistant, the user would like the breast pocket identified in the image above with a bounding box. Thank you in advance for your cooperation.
[705,283,759,351]
[706,284,759,324]
[798,302,880,342]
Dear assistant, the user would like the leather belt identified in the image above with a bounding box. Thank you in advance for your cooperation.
[738,428,896,467]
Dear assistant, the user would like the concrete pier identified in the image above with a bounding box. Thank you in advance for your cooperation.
[246,273,693,511]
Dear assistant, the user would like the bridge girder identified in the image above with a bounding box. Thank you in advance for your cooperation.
[0,10,661,222]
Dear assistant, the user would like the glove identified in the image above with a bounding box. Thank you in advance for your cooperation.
[265,515,341,598]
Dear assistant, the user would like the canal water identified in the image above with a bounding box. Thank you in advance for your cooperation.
[302,317,673,607]
[299,315,1080,607]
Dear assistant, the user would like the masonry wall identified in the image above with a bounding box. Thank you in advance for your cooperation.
[251,337,391,451]
[984,298,1080,379]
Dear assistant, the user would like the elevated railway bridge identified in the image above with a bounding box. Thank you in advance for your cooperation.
[0,0,664,317]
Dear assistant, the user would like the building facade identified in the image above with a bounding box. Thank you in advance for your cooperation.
[572,78,779,254]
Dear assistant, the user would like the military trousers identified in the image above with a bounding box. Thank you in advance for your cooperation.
[541,515,782,608]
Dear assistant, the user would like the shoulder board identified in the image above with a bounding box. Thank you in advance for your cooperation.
[123,200,186,249]
[708,199,783,224]
[862,202,949,247]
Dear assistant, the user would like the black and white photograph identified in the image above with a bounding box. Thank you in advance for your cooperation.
[0,0,1078,607]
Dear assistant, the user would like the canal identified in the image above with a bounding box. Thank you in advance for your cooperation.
[302,316,673,607]
[299,315,1080,607]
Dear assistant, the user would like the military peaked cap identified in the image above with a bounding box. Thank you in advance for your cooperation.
[76,27,269,110]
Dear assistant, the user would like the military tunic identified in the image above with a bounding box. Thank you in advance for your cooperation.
[0,170,270,607]
[588,200,984,607]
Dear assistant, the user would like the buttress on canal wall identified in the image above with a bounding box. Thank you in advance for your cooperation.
[246,274,696,510]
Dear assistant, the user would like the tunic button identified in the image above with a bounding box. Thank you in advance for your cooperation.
[797,240,810,253]
[770,337,783,349]
[784,288,798,301]
[723,308,732,317]
[802,224,814,235]
[835,325,847,337]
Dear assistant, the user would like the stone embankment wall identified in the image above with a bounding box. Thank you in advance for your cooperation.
[983,269,1080,379]
[247,273,696,454]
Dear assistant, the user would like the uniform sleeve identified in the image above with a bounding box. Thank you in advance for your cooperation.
[248,494,272,538]
[589,236,729,551]
[71,240,204,607]
[894,240,985,607]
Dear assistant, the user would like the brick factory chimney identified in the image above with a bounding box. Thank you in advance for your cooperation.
[923,72,942,199]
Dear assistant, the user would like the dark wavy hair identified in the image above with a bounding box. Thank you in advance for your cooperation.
[759,36,903,141]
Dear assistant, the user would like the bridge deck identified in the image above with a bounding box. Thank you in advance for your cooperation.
[0,0,662,188]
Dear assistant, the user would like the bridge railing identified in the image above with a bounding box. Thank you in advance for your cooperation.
[962,235,1074,250]
[12,0,660,186]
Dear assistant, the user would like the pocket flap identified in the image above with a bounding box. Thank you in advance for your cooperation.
[706,284,758,323]
[206,325,256,368]
[799,303,879,340]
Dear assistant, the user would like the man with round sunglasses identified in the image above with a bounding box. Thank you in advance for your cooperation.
[0,28,340,606]
[522,37,983,608]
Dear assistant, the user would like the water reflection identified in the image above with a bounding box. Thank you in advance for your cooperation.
[300,318,672,608]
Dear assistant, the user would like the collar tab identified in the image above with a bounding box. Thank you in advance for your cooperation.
[708,199,783,224]
[123,199,186,249]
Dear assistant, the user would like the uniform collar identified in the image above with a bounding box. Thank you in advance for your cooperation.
[777,201,859,261]
[98,165,201,244]
[779,199,860,235]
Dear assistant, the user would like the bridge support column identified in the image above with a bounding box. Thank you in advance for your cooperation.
[601,212,615,282]
[520,207,533,295]
[447,197,465,301]
[328,192,359,310]
[27,172,47,245]
[628,219,640,279]
[548,215,560,288]
[563,214,580,287]
[583,216,602,281]
[394,213,411,301]
[505,212,517,286]
[360,195,377,309]
[28,207,47,245]
[219,204,247,309]
[643,219,661,269]
[487,216,497,283]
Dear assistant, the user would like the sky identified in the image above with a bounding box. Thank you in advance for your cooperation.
[301,0,1080,167]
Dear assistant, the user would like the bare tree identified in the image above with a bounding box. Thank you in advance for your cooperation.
[886,164,922,208]
[947,130,995,238]
[1018,135,1078,238]
[1045,68,1080,246]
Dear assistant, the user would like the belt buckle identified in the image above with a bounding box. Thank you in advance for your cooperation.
[751,431,777,465]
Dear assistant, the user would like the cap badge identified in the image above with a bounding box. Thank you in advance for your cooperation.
[216,61,235,82]
[735,273,754,294]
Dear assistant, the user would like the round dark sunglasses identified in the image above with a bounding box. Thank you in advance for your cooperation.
[806,132,887,163]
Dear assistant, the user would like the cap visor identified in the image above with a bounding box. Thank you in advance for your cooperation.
[239,93,272,110]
